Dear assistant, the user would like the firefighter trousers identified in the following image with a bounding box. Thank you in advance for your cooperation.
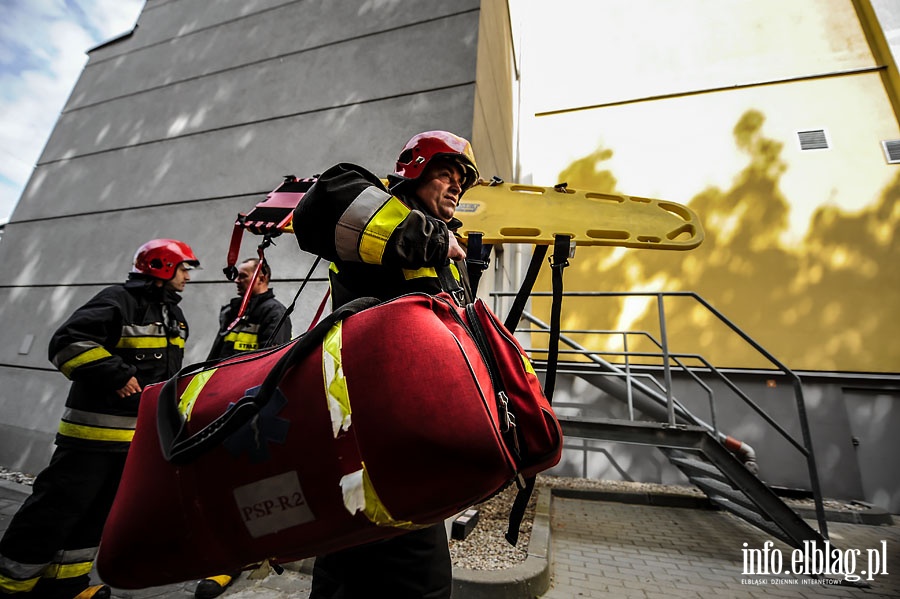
[0,447,127,596]
[309,523,452,599]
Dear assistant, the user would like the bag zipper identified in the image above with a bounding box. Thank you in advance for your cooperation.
[461,303,522,461]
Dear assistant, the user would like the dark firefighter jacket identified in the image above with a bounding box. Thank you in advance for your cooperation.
[293,162,464,597]
[48,275,188,451]
[292,162,472,306]
[208,288,291,360]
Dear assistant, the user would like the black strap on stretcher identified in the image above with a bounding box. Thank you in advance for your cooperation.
[465,176,503,295]
[465,232,492,296]
[505,234,571,545]
[503,246,548,332]
[264,256,323,346]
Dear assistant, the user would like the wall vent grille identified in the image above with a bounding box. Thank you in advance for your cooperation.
[882,140,900,164]
[797,129,829,151]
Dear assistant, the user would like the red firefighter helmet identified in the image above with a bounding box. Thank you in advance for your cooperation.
[393,130,479,192]
[132,239,200,280]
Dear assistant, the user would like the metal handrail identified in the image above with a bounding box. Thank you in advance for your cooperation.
[492,289,829,539]
[524,326,718,434]
[518,313,718,436]
[524,335,806,455]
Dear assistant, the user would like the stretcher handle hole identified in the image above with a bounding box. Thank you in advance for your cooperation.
[659,201,692,221]
[667,223,697,241]
[587,229,629,240]
[584,193,624,204]
[500,227,541,237]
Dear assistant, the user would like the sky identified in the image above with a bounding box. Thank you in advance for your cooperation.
[0,0,145,224]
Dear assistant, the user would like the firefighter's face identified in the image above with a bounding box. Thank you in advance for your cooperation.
[165,263,191,292]
[414,159,464,222]
[236,262,267,296]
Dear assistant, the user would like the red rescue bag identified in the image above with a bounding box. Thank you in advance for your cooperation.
[97,293,561,588]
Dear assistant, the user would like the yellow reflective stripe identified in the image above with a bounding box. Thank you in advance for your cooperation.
[179,368,217,421]
[116,336,185,349]
[339,463,423,530]
[42,561,93,580]
[358,197,410,264]
[60,409,135,430]
[53,341,102,370]
[116,336,165,349]
[223,331,259,351]
[522,354,536,375]
[322,322,351,437]
[362,464,419,528]
[57,421,135,443]
[59,347,113,378]
[402,267,437,280]
[0,573,39,593]
[329,262,339,274]
[402,263,460,281]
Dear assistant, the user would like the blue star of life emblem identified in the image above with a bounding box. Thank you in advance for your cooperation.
[223,385,290,463]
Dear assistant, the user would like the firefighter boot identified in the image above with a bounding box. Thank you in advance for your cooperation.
[27,577,109,599]
[72,585,110,599]
[194,573,239,599]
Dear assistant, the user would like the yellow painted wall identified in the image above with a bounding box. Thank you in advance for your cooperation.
[518,0,900,373]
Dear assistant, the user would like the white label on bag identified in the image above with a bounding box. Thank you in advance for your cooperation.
[233,470,315,538]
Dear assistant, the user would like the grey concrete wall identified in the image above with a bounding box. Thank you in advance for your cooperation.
[0,0,509,476]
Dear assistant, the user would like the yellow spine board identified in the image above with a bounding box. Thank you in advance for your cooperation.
[278,179,703,250]
[455,182,703,250]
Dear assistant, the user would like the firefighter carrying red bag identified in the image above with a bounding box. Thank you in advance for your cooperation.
[97,132,562,598]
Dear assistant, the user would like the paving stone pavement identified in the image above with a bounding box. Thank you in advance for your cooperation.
[3,478,899,598]
[540,495,900,598]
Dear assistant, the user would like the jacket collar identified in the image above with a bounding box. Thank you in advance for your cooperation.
[228,288,275,310]
[125,274,182,304]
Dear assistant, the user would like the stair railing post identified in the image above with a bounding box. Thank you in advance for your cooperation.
[582,439,589,478]
[657,293,676,426]
[792,378,829,540]
[623,332,635,421]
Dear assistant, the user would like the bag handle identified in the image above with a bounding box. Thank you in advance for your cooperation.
[437,263,470,306]
[157,296,380,465]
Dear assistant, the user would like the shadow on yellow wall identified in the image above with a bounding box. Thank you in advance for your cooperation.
[531,110,900,373]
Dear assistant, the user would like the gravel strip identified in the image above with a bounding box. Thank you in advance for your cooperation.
[0,467,34,486]
[449,474,708,570]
